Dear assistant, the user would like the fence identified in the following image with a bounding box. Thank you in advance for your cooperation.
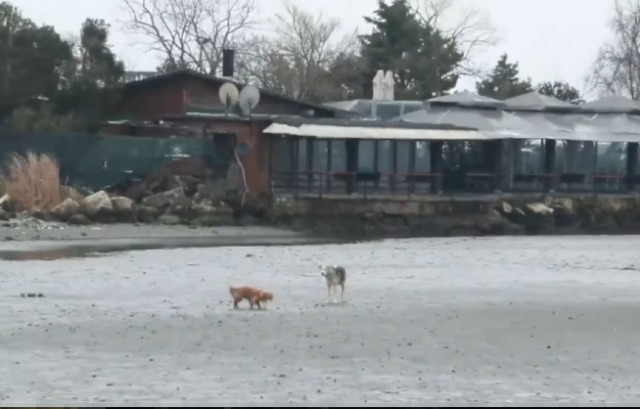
[0,132,235,191]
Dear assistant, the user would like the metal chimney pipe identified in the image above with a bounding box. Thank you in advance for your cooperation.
[222,49,235,78]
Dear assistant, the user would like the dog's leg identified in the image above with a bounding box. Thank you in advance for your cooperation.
[327,285,332,304]
[340,284,345,302]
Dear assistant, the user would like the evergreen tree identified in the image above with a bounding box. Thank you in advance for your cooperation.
[476,53,532,99]
[536,81,584,104]
[360,0,463,99]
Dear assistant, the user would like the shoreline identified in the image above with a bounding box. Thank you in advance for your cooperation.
[0,222,343,259]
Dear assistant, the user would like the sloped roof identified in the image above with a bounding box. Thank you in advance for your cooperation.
[582,95,640,113]
[504,91,579,111]
[122,70,356,117]
[427,92,506,109]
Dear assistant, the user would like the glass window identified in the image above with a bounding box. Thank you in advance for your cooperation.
[312,140,328,172]
[596,142,626,174]
[296,139,307,172]
[374,102,402,120]
[377,140,392,173]
[272,138,294,173]
[330,140,347,171]
[396,141,412,174]
[415,141,430,172]
[512,139,544,174]
[556,141,596,173]
[358,140,376,172]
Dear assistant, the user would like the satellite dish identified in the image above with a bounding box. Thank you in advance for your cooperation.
[219,82,239,109]
[238,85,261,115]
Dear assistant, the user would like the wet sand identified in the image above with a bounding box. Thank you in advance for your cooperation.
[2,236,640,404]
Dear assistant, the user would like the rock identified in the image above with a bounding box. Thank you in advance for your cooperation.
[32,210,54,222]
[111,196,134,212]
[157,214,181,225]
[141,187,187,209]
[551,198,573,212]
[599,199,625,214]
[138,206,158,224]
[168,198,194,221]
[68,214,91,225]
[193,183,226,202]
[498,201,512,214]
[551,198,577,227]
[191,202,217,217]
[191,214,234,227]
[525,202,554,216]
[80,191,113,217]
[60,186,85,202]
[111,196,137,223]
[0,209,10,221]
[52,198,80,221]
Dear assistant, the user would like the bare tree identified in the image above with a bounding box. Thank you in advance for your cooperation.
[121,0,257,75]
[410,0,497,77]
[588,0,640,99]
[236,1,360,102]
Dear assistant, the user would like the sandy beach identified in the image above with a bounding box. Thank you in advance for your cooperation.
[2,234,640,405]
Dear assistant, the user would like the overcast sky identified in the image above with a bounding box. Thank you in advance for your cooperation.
[12,0,613,98]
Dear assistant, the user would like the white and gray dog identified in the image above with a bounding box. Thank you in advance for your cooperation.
[320,265,347,303]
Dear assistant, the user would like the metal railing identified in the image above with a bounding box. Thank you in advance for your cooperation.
[271,171,635,198]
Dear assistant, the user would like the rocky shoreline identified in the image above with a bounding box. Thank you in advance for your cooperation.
[2,183,640,242]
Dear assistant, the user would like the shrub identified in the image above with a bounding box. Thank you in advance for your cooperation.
[2,152,62,212]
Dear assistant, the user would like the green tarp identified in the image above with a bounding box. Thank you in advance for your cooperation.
[0,132,230,191]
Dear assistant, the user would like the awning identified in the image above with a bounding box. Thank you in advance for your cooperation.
[263,123,487,140]
[264,122,640,143]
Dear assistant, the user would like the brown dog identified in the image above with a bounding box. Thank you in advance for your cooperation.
[229,286,273,309]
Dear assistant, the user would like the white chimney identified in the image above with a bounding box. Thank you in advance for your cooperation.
[372,70,384,100]
[382,70,395,101]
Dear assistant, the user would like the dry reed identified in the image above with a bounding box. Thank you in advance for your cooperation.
[2,152,62,212]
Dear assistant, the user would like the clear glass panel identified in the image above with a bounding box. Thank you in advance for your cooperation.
[358,140,376,172]
[596,142,626,174]
[512,139,544,174]
[396,141,412,174]
[374,102,402,120]
[415,141,431,172]
[377,140,392,173]
[272,138,294,173]
[312,140,328,171]
[297,139,307,172]
[555,141,596,173]
[330,140,347,171]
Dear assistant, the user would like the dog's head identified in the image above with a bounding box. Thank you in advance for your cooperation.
[320,265,328,277]
[259,291,273,302]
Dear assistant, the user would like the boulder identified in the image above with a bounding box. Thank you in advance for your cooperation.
[191,202,217,217]
[157,214,181,225]
[52,198,80,221]
[68,214,91,225]
[551,198,577,227]
[138,206,159,224]
[111,196,137,223]
[193,182,227,202]
[551,198,573,212]
[80,191,113,217]
[525,202,554,216]
[141,187,187,209]
[496,201,512,215]
[60,186,85,202]
[111,196,134,212]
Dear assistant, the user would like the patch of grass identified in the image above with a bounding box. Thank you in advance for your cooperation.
[1,152,62,212]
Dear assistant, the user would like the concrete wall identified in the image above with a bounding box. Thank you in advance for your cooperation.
[269,193,640,239]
